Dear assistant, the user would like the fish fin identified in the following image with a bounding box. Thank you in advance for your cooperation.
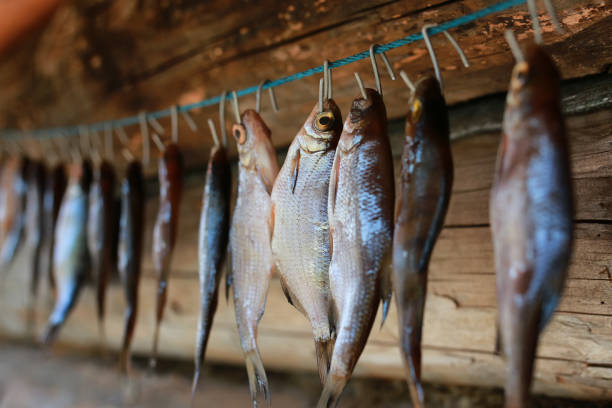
[41,322,61,346]
[279,275,295,308]
[317,373,346,408]
[289,149,300,194]
[225,264,233,303]
[494,321,503,356]
[268,202,275,243]
[314,338,333,385]
[399,300,425,408]
[245,349,271,407]
[394,194,403,225]
[328,155,340,219]
[380,252,393,327]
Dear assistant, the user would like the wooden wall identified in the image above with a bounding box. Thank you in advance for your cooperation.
[1,103,610,400]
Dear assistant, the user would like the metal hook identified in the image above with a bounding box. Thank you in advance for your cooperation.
[527,0,564,45]
[147,115,165,135]
[323,60,331,101]
[171,105,179,144]
[504,30,525,63]
[78,126,90,158]
[152,132,166,152]
[318,78,324,112]
[90,130,102,163]
[399,70,415,94]
[114,122,133,162]
[180,109,198,132]
[369,44,396,96]
[422,24,469,92]
[256,80,279,114]
[219,90,228,148]
[354,72,367,99]
[104,123,114,162]
[207,118,220,147]
[231,91,240,124]
[138,112,150,167]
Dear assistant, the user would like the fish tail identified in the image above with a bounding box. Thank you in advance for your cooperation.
[398,290,426,408]
[317,373,346,408]
[244,349,270,407]
[97,318,107,355]
[380,262,392,327]
[504,310,540,408]
[41,322,61,346]
[190,367,201,406]
[314,338,333,385]
[149,322,161,370]
[119,348,131,376]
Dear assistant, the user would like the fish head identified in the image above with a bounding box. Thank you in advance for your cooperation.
[339,88,387,152]
[506,44,561,116]
[406,76,448,143]
[298,99,342,153]
[233,109,279,192]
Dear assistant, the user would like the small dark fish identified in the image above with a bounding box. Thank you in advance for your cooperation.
[229,109,280,406]
[318,88,394,408]
[490,44,573,408]
[118,160,146,375]
[392,76,454,407]
[25,160,47,297]
[151,143,184,367]
[0,155,30,268]
[42,159,93,345]
[43,163,67,291]
[87,160,116,339]
[191,142,231,397]
[270,99,342,384]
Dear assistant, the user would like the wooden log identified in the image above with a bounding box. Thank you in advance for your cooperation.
[0,0,610,172]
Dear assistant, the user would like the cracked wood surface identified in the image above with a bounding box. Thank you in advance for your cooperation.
[0,0,610,173]
[0,107,610,400]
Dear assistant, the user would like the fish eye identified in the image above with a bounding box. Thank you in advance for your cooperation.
[232,124,247,145]
[515,62,529,86]
[411,99,422,122]
[314,111,334,132]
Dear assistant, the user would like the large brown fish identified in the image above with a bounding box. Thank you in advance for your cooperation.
[490,44,573,408]
[43,163,67,291]
[0,155,30,268]
[118,160,146,375]
[392,76,454,407]
[270,99,342,384]
[87,160,116,339]
[191,142,231,397]
[150,143,184,367]
[229,109,279,406]
[42,159,93,345]
[318,88,394,408]
[25,160,47,297]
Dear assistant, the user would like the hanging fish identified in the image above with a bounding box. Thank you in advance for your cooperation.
[118,160,146,375]
[270,99,342,384]
[43,163,67,291]
[42,159,93,345]
[150,142,184,367]
[0,155,30,268]
[318,88,394,408]
[25,160,47,297]
[87,160,116,340]
[392,76,454,407]
[229,109,280,406]
[490,43,573,408]
[191,140,231,397]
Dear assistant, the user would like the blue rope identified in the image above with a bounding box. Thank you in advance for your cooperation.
[2,0,525,139]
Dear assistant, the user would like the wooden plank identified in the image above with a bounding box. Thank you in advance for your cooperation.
[0,248,611,400]
[0,1,610,172]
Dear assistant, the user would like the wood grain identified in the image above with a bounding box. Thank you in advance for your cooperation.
[0,0,610,172]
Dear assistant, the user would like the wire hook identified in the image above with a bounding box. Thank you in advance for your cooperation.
[207,118,220,147]
[399,70,415,94]
[369,44,396,95]
[422,24,469,92]
[104,123,114,162]
[256,79,279,114]
[180,109,198,132]
[147,115,165,135]
[354,72,367,99]
[318,78,324,112]
[138,112,150,167]
[504,30,525,63]
[171,105,179,144]
[219,90,228,147]
[231,91,240,124]
[527,0,564,45]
